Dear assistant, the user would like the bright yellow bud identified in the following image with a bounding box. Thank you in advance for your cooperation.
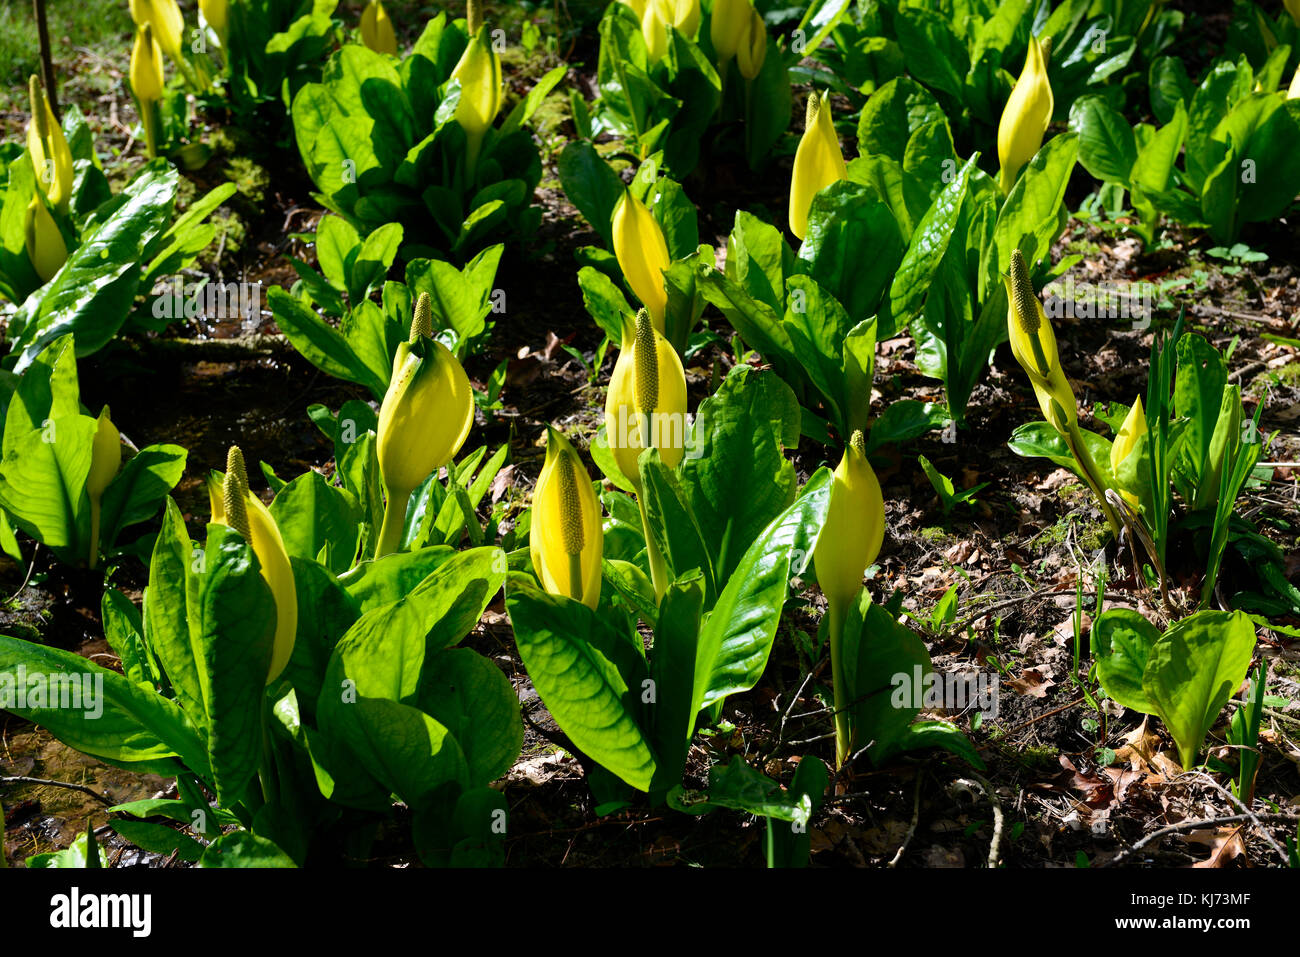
[604,309,688,490]
[735,5,767,80]
[1110,396,1146,509]
[612,190,672,333]
[813,431,885,611]
[658,0,701,36]
[360,0,398,56]
[85,407,121,570]
[26,77,74,214]
[789,91,847,241]
[997,34,1053,195]
[24,194,66,282]
[711,0,748,61]
[450,25,503,173]
[87,407,121,501]
[621,0,648,18]
[531,428,604,610]
[375,293,475,555]
[211,447,298,684]
[1005,249,1076,434]
[130,23,165,104]
[129,0,185,64]
[200,0,228,46]
[1288,62,1300,100]
[642,1,670,62]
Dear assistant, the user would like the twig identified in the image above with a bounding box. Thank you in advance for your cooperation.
[1,775,115,807]
[887,770,924,868]
[951,775,1005,867]
[1185,771,1290,864]
[1105,811,1300,866]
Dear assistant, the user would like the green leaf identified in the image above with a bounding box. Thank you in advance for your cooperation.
[99,444,187,549]
[506,575,656,791]
[270,470,362,575]
[647,574,705,793]
[842,599,932,763]
[0,635,204,772]
[11,162,179,368]
[1070,95,1137,184]
[990,133,1079,281]
[189,525,278,804]
[679,367,799,586]
[693,468,833,715]
[144,499,205,724]
[199,831,297,868]
[101,589,156,689]
[556,140,625,249]
[417,647,522,786]
[109,819,205,863]
[1090,608,1161,713]
[268,287,389,399]
[1143,610,1256,771]
[887,154,975,331]
[338,546,458,612]
[0,413,95,552]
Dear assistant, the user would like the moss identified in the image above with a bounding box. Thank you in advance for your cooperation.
[917,525,950,544]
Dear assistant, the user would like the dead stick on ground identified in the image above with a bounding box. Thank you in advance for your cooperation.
[951,775,1004,867]
[888,770,924,868]
[1,775,115,807]
[1185,771,1290,863]
[1105,812,1300,866]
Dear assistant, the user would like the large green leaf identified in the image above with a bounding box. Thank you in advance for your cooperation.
[144,498,205,723]
[0,413,94,551]
[10,162,179,369]
[98,444,187,549]
[1090,608,1161,713]
[0,635,204,772]
[679,367,799,586]
[1143,610,1256,771]
[693,468,833,715]
[647,574,705,793]
[1069,95,1137,184]
[188,525,278,804]
[270,469,362,575]
[417,647,522,786]
[506,575,656,791]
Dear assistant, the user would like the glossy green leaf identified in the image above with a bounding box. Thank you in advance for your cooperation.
[1143,610,1256,771]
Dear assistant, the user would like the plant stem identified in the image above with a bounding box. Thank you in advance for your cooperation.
[637,492,668,601]
[33,0,58,119]
[828,597,850,768]
[376,484,412,557]
[87,497,102,570]
[1066,423,1120,536]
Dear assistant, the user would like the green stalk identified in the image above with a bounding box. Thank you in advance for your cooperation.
[376,484,412,557]
[142,98,160,159]
[1065,422,1121,536]
[87,496,102,570]
[637,492,668,601]
[828,597,850,768]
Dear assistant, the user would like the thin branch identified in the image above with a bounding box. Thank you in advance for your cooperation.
[1,775,115,807]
